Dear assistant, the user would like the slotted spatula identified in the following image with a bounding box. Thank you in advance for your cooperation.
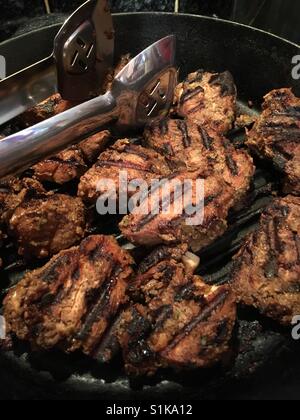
[0,0,114,125]
[0,35,177,179]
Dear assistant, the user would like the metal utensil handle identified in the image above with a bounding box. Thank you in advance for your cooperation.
[0,56,57,126]
[0,91,117,178]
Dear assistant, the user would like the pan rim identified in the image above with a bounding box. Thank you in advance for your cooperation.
[0,12,299,50]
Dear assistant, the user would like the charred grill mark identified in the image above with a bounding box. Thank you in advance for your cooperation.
[77,264,122,344]
[277,106,300,117]
[225,155,239,176]
[159,118,169,135]
[40,254,72,283]
[97,160,153,173]
[123,146,151,161]
[175,282,201,302]
[47,156,83,167]
[294,233,300,262]
[180,86,204,105]
[138,248,174,274]
[198,126,214,150]
[163,290,229,352]
[163,143,175,157]
[127,307,152,338]
[187,102,205,115]
[209,72,236,97]
[263,219,280,278]
[133,182,192,232]
[152,305,173,330]
[177,120,191,148]
[223,141,239,176]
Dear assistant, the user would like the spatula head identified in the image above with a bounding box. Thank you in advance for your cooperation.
[54,0,114,101]
[112,35,177,129]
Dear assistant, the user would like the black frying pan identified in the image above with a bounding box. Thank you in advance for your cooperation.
[0,13,299,400]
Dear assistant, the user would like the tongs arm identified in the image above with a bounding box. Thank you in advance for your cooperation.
[0,91,118,178]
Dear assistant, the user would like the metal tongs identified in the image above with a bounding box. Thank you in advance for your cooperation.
[0,0,114,125]
[0,35,177,179]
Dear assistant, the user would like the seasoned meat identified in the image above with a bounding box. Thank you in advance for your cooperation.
[232,196,300,325]
[32,147,87,185]
[116,246,236,375]
[78,139,171,204]
[9,194,86,259]
[174,70,237,134]
[120,171,235,252]
[21,93,77,126]
[0,177,46,225]
[32,131,111,185]
[78,130,111,164]
[3,235,134,356]
[246,88,300,195]
[103,54,131,92]
[144,118,255,203]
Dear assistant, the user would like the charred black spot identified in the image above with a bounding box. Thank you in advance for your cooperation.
[158,118,169,135]
[215,319,229,343]
[41,254,72,283]
[127,340,154,365]
[209,71,236,97]
[153,305,173,330]
[177,120,191,148]
[180,86,204,105]
[198,126,214,150]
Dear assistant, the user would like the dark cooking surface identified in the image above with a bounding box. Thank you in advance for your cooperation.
[0,13,300,400]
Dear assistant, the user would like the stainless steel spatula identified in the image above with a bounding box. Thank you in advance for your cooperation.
[0,35,177,179]
[0,0,114,125]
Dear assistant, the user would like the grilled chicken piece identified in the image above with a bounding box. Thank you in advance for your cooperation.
[32,131,111,185]
[232,196,300,325]
[9,194,86,259]
[116,246,236,375]
[174,70,237,134]
[246,88,300,195]
[120,171,235,252]
[78,139,171,204]
[3,235,134,356]
[144,118,255,203]
[21,93,77,126]
[0,177,46,225]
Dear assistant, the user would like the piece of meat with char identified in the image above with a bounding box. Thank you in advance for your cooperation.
[232,196,300,325]
[120,171,235,252]
[32,131,111,185]
[246,88,300,195]
[174,70,237,134]
[144,118,255,204]
[116,246,236,375]
[3,235,134,356]
[78,139,171,204]
[9,194,86,259]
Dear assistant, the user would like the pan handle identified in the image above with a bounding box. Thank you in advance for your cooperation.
[0,91,118,178]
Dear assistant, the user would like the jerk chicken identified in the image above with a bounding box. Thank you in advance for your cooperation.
[3,235,134,356]
[9,194,86,259]
[115,246,236,376]
[78,139,171,204]
[144,118,255,203]
[0,177,86,259]
[246,88,300,195]
[174,70,237,134]
[120,170,237,252]
[32,130,111,185]
[232,196,300,325]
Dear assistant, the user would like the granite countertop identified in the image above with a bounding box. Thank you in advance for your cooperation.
[0,0,234,42]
